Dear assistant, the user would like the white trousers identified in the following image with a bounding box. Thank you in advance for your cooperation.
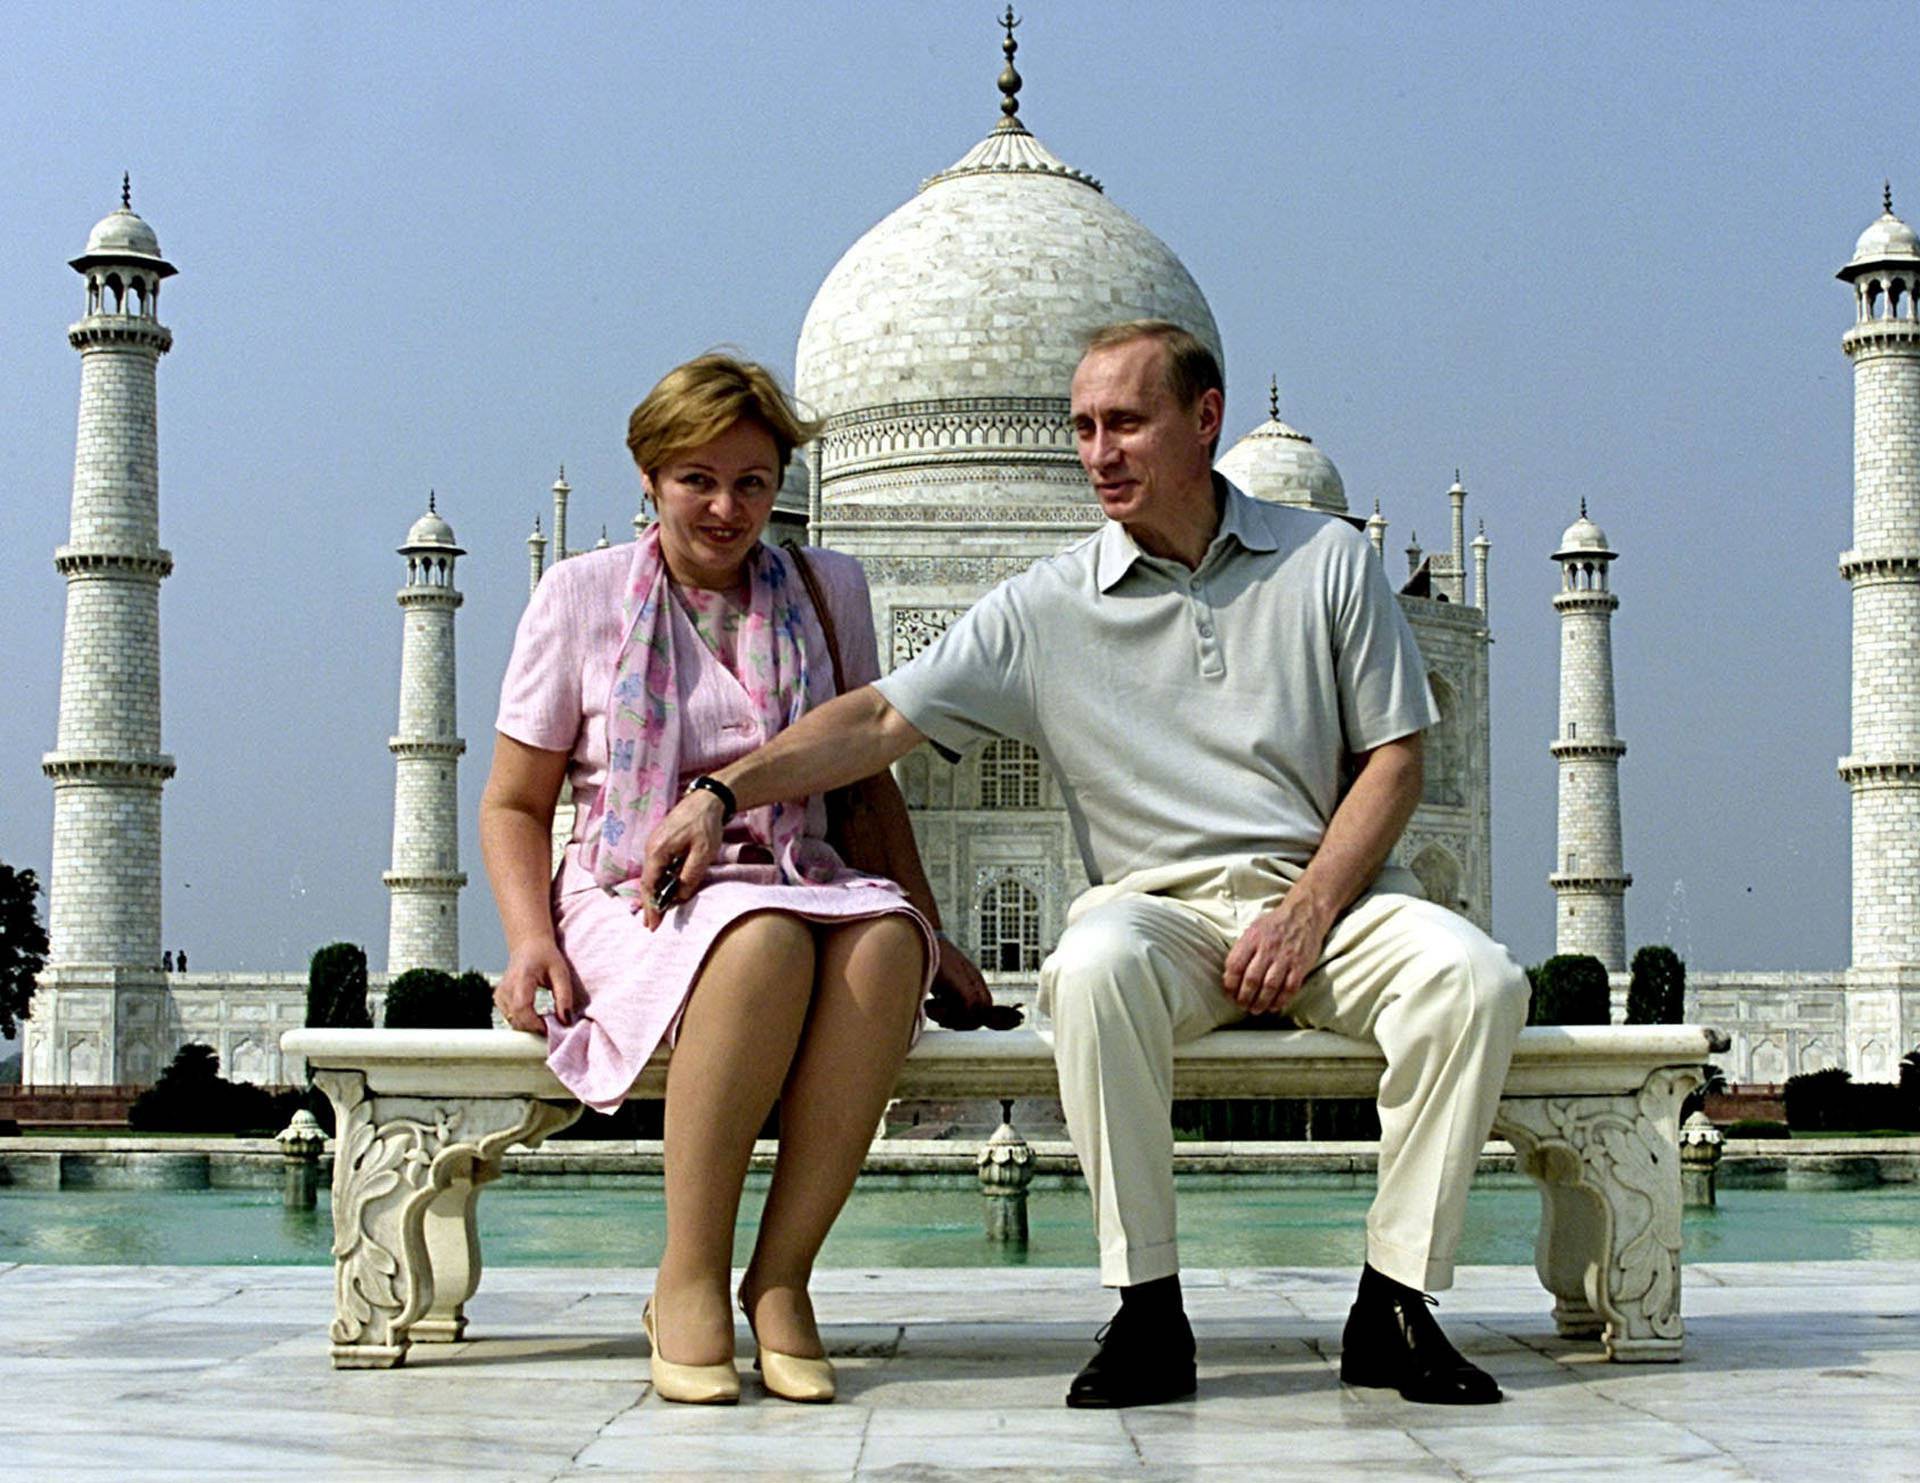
[1036,855,1529,1292]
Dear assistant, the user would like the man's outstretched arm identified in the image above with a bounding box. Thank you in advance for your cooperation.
[637,684,927,926]
[1222,731,1425,1015]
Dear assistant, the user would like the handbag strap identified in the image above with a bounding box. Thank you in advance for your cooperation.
[782,541,848,698]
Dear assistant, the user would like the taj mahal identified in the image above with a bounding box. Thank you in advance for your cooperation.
[17,29,1920,1095]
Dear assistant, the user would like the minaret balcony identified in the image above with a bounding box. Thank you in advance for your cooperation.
[1838,755,1920,786]
[1550,590,1619,614]
[388,738,466,760]
[396,587,464,609]
[1548,872,1631,894]
[53,546,173,579]
[381,870,468,891]
[1838,550,1920,583]
[1843,319,1920,356]
[41,751,176,784]
[67,317,171,353]
[1549,737,1626,761]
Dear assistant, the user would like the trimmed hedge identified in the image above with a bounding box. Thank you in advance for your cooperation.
[1525,954,1611,1026]
[128,1044,304,1134]
[1784,1066,1920,1132]
[385,968,494,1030]
[1626,945,1685,1025]
[306,942,370,1029]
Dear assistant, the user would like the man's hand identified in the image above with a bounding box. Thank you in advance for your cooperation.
[495,939,575,1032]
[1222,892,1333,1017]
[638,788,727,928]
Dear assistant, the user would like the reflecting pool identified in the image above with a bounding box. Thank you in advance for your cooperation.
[4,1173,1918,1267]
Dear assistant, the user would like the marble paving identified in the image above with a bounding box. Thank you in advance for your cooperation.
[1,1261,1915,1481]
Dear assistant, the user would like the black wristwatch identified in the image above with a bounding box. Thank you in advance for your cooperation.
[685,775,738,822]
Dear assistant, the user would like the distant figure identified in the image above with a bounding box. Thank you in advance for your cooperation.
[175,948,186,972]
[162,951,174,973]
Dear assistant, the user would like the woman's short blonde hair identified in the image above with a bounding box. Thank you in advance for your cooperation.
[625,353,822,479]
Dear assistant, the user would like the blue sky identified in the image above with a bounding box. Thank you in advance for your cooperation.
[0,1,1911,980]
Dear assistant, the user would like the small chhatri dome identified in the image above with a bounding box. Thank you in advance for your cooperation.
[1555,499,1613,559]
[71,175,177,277]
[1843,184,1920,274]
[405,493,460,550]
[1214,384,1347,514]
[776,454,810,520]
[797,13,1217,417]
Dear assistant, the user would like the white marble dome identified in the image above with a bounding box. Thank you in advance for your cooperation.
[404,502,459,550]
[72,205,175,277]
[1216,411,1346,514]
[1851,210,1920,266]
[796,119,1220,414]
[1555,510,1612,558]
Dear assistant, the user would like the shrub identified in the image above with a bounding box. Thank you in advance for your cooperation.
[384,967,493,1030]
[306,942,370,1029]
[1783,1067,1853,1132]
[128,1044,282,1134]
[1724,1119,1790,1139]
[1525,954,1611,1026]
[1780,1067,1918,1133]
[1626,945,1686,1025]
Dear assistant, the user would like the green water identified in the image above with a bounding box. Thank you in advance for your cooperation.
[3,1175,1918,1267]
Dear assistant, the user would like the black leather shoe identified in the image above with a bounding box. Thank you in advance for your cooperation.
[1339,1281,1502,1405]
[1065,1311,1197,1409]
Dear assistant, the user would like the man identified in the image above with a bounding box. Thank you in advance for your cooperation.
[642,320,1530,1408]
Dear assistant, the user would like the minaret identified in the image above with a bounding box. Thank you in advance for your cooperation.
[1366,499,1388,559]
[1838,185,1920,976]
[1550,501,1630,968]
[550,467,570,563]
[35,181,178,1085]
[1449,472,1469,602]
[384,494,466,975]
[1405,531,1422,581]
[526,515,547,597]
[1471,520,1491,623]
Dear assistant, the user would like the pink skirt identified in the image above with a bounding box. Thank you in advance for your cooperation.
[542,844,935,1113]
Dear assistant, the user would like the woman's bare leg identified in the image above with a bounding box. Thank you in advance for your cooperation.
[740,913,925,1357]
[655,911,816,1366]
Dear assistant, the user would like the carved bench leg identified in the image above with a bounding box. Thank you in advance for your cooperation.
[311,1070,579,1368]
[1494,1067,1703,1364]
[409,1173,487,1343]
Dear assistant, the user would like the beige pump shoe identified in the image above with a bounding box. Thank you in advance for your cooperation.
[742,1299,837,1403]
[642,1299,740,1405]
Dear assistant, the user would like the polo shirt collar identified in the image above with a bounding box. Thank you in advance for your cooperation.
[1095,475,1276,592]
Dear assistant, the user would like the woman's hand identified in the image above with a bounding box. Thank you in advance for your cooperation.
[925,934,1005,1030]
[495,939,576,1032]
[638,787,728,929]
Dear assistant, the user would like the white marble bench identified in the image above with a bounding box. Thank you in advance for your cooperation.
[282,1022,1727,1371]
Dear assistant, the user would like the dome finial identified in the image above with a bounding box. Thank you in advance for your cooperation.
[997,7,1023,124]
[428,489,437,514]
[121,172,131,210]
[1268,375,1279,421]
[1886,179,1895,215]
[1580,495,1588,518]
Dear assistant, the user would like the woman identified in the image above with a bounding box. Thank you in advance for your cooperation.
[481,353,988,1405]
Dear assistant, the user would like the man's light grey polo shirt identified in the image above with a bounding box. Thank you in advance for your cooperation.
[873,480,1438,886]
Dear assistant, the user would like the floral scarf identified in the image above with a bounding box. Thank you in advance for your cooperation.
[583,525,830,899]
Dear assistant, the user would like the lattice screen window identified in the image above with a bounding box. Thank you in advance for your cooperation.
[978,740,1042,809]
[978,877,1042,973]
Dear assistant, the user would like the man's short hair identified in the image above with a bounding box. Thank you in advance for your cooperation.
[1081,320,1224,453]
